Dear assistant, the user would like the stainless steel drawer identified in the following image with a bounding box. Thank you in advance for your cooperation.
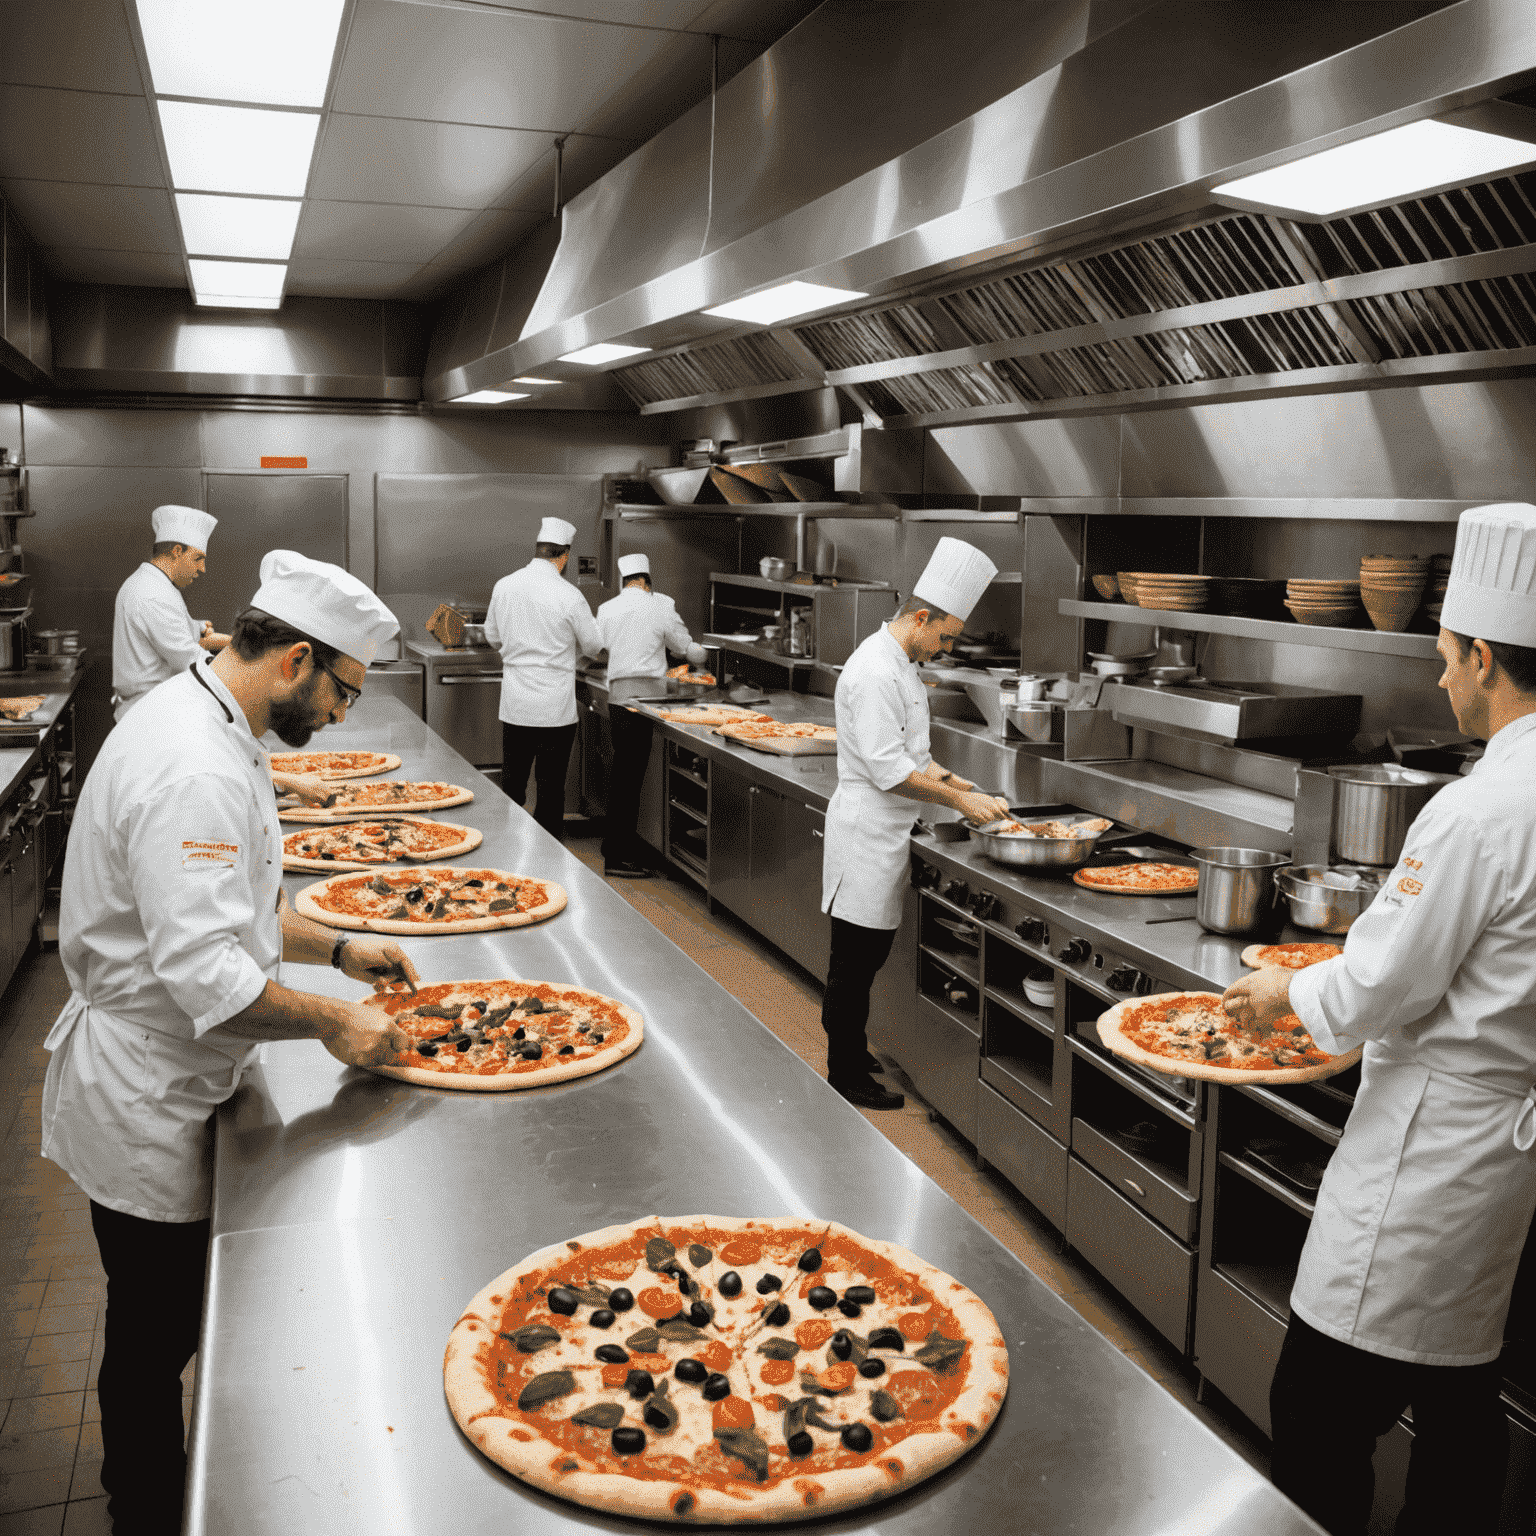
[1072,1117,1197,1244]
[977,1082,1067,1231]
[912,995,979,1143]
[1192,1266,1288,1435]
[1067,1157,1195,1355]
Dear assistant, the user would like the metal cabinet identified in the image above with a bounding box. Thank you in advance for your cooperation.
[578,693,609,819]
[978,1081,1067,1230]
[779,799,831,982]
[708,766,750,909]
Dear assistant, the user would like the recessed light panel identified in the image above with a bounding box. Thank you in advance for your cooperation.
[512,377,560,385]
[159,102,320,197]
[451,391,530,404]
[1212,119,1536,218]
[189,258,287,299]
[558,343,651,365]
[136,0,346,108]
[175,194,302,259]
[192,293,283,310]
[703,280,868,326]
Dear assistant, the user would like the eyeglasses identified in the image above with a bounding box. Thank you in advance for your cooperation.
[313,654,362,707]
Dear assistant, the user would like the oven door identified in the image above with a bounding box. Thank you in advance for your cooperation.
[426,664,504,767]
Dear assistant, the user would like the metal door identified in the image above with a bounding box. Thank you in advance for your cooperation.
[780,799,830,981]
[427,664,503,767]
[364,662,424,718]
[708,765,751,913]
[748,784,788,952]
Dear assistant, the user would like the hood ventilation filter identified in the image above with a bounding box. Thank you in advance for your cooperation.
[795,305,945,369]
[859,362,1035,419]
[1345,273,1536,357]
[613,332,804,407]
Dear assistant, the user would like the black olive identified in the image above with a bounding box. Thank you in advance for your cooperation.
[416,1043,438,1057]
[867,1328,904,1352]
[469,997,487,1008]
[837,1299,863,1319]
[590,1309,616,1330]
[612,1426,646,1455]
[807,1287,837,1311]
[576,1024,591,1034]
[755,1275,781,1294]
[841,1423,873,1453]
[609,1288,635,1312]
[829,1330,852,1361]
[454,1038,473,1053]
[404,887,423,904]
[625,1369,654,1398]
[558,1045,574,1055]
[765,1302,790,1327]
[701,1373,730,1401]
[592,1034,605,1043]
[797,1248,823,1273]
[787,1431,813,1458]
[643,1400,672,1430]
[511,1027,527,1040]
[520,1044,543,1061]
[594,1344,629,1364]
[844,1286,876,1305]
[858,1358,886,1378]
[548,1287,579,1315]
[718,1271,742,1298]
[674,1358,707,1384]
[687,1244,712,1267]
[688,1301,712,1327]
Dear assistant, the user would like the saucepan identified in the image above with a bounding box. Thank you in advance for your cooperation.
[1191,846,1289,935]
[1274,865,1384,934]
[972,814,1114,870]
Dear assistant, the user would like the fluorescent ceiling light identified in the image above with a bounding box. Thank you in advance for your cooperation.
[189,258,287,299]
[451,390,529,404]
[176,194,301,259]
[193,293,283,310]
[513,377,560,385]
[558,343,651,365]
[136,0,346,109]
[159,102,320,197]
[1211,119,1536,218]
[703,280,868,326]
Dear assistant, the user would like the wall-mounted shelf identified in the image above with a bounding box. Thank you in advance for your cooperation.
[1059,599,1441,660]
[611,501,898,521]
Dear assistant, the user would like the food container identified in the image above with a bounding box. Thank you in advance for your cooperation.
[759,557,793,581]
[1023,966,1056,1007]
[1005,701,1063,743]
[33,629,80,655]
[1327,764,1456,866]
[1274,865,1383,933]
[1014,674,1050,701]
[971,815,1112,870]
[1087,650,1154,678]
[1190,846,1289,934]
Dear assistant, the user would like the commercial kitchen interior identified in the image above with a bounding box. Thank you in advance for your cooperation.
[2,0,1536,1531]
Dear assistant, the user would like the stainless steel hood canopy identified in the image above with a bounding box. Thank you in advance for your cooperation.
[428,0,1536,425]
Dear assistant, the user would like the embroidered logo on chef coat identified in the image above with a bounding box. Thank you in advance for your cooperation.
[1404,856,1424,871]
[1397,875,1424,896]
[182,839,238,871]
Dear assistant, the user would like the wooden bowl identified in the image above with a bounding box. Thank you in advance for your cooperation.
[1287,604,1359,627]
[1092,574,1121,601]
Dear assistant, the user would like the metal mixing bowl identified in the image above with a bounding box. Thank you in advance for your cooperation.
[759,557,793,581]
[1275,865,1383,934]
[972,815,1112,870]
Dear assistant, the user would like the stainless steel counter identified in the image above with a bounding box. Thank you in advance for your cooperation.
[190,694,1321,1536]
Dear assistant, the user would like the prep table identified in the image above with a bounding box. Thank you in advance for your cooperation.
[187,694,1321,1535]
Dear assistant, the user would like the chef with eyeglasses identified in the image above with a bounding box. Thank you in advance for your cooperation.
[1223,501,1536,1536]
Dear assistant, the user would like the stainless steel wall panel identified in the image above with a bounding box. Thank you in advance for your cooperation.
[4,209,27,365]
[0,0,148,94]
[0,405,20,455]
[22,407,203,468]
[282,259,424,301]
[0,85,164,187]
[0,182,179,257]
[41,250,185,290]
[616,515,739,638]
[927,416,1122,497]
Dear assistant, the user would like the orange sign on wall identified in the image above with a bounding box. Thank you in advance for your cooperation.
[260,456,307,469]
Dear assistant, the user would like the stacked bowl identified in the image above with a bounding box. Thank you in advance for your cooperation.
[1359,555,1427,633]
[1123,572,1211,612]
[1424,553,1451,627]
[1286,578,1361,627]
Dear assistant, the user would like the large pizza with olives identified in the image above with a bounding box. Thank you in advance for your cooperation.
[268,748,400,779]
[1097,990,1362,1085]
[444,1215,1007,1523]
[278,779,474,822]
[293,866,565,933]
[281,817,482,872]
[361,979,641,1090]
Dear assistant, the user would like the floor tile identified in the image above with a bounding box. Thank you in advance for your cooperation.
[79,1396,95,1428]
[59,1501,107,1536]
[10,1363,89,1400]
[0,1505,64,1536]
[32,1290,94,1317]
[19,1339,88,1373]
[0,1429,76,1477]
[0,1400,79,1438]
[65,1455,102,1502]
[0,1467,72,1516]
[25,1314,87,1345]
[72,1423,99,1470]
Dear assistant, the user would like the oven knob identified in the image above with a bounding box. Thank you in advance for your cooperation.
[944,880,970,904]
[1014,915,1047,945]
[984,894,1003,921]
[1056,938,1092,965]
[1135,971,1158,995]
[970,891,999,920]
[1106,965,1143,993]
[913,864,936,890]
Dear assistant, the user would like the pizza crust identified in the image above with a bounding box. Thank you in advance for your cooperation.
[362,980,642,1090]
[1097,991,1363,1085]
[443,1214,1008,1523]
[292,867,567,933]
[1072,863,1200,895]
[279,781,476,822]
[268,750,401,780]
[1240,942,1343,970]
[281,818,483,873]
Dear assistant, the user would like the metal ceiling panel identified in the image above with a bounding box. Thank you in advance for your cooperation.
[0,0,147,94]
[292,201,480,265]
[462,0,716,23]
[685,0,824,41]
[40,248,184,287]
[495,133,636,214]
[0,86,164,187]
[0,181,178,254]
[423,207,546,273]
[389,266,478,303]
[285,257,429,298]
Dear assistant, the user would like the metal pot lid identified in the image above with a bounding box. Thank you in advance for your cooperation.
[1326,764,1456,787]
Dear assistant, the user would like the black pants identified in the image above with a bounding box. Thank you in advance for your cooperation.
[90,1201,211,1536]
[501,722,578,843]
[601,708,653,863]
[820,916,897,1084]
[1270,1313,1508,1536]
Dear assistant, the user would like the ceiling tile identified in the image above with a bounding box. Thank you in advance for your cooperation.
[465,0,712,25]
[284,256,426,299]
[500,133,637,214]
[1,181,179,254]
[41,247,185,287]
[423,207,546,272]
[311,115,552,209]
[389,265,475,303]
[684,0,823,42]
[0,86,164,187]
[293,200,480,264]
[0,0,148,94]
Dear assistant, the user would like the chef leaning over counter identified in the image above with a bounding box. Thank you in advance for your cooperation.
[110,504,229,722]
[1224,501,1536,1536]
[42,550,419,1536]
[820,537,1010,1111]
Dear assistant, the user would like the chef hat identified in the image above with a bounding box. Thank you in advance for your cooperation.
[539,517,577,546]
[912,537,998,621]
[151,504,217,551]
[618,554,650,578]
[251,550,399,667]
[1440,503,1536,647]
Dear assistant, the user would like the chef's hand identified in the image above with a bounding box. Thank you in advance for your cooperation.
[272,770,335,805]
[199,624,230,652]
[687,642,708,665]
[318,1000,413,1067]
[1222,966,1295,1034]
[339,936,420,994]
[957,790,1011,826]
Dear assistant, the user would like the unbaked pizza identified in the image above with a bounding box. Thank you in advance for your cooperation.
[0,695,45,721]
[293,866,566,934]
[654,706,773,727]
[1097,990,1362,1084]
[281,817,482,873]
[1240,941,1343,970]
[666,665,717,686]
[444,1215,1007,1523]
[268,748,400,779]
[1072,862,1199,895]
[714,721,837,743]
[278,779,474,822]
[362,979,641,1090]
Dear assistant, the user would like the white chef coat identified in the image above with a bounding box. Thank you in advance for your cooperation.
[111,561,204,721]
[596,585,695,680]
[821,625,931,930]
[1286,710,1536,1365]
[41,658,280,1223]
[483,558,604,728]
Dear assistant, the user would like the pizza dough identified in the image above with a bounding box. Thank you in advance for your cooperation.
[293,866,566,933]
[0,696,45,722]
[714,722,837,744]
[444,1215,1008,1523]
[278,779,475,822]
[654,706,773,727]
[268,749,401,780]
[1072,862,1200,895]
[1240,942,1343,970]
[362,979,642,1090]
[1097,990,1362,1085]
[281,817,482,873]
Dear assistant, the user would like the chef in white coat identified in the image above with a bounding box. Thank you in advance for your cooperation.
[596,552,707,877]
[1224,501,1536,1536]
[484,515,604,843]
[820,538,1010,1109]
[43,550,416,1534]
[111,503,230,721]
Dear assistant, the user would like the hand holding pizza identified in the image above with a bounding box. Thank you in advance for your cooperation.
[1222,965,1296,1033]
[338,936,420,994]
[317,998,413,1068]
[272,770,335,806]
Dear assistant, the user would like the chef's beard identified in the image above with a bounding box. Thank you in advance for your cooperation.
[269,673,326,748]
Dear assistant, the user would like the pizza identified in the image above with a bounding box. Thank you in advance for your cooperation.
[714,722,836,743]
[666,665,717,686]
[278,779,475,822]
[444,1214,1007,1523]
[281,817,482,872]
[361,979,641,1090]
[1097,990,1362,1084]
[1240,941,1343,970]
[268,749,400,780]
[654,706,773,727]
[0,695,45,721]
[1072,862,1199,894]
[293,866,566,933]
